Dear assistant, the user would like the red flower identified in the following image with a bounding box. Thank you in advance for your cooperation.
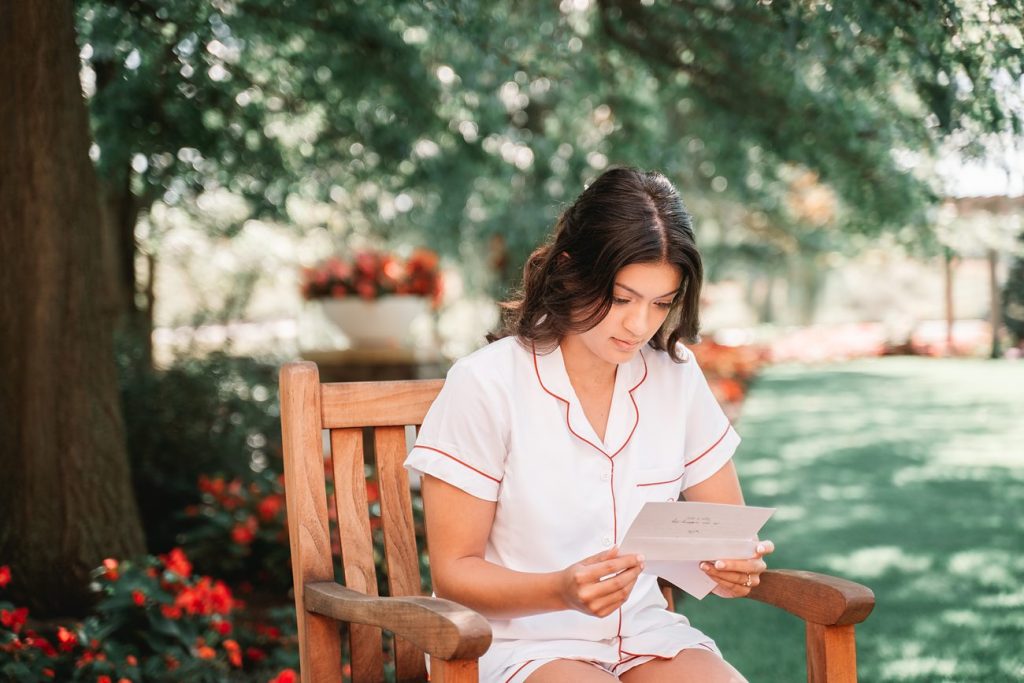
[41,669,54,678]
[174,577,235,616]
[257,494,284,522]
[255,622,282,639]
[126,654,138,666]
[57,626,77,651]
[161,605,182,619]
[223,638,242,667]
[102,558,119,581]
[98,676,112,683]
[196,645,216,660]
[269,669,298,683]
[245,646,266,663]
[161,548,193,579]
[231,516,259,546]
[212,619,232,635]
[131,590,146,607]
[25,634,56,656]
[0,565,10,588]
[0,607,28,632]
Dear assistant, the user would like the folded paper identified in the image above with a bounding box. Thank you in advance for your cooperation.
[620,501,775,599]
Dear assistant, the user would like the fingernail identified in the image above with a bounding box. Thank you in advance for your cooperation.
[638,554,645,564]
[715,560,725,570]
[756,544,765,553]
[700,562,709,571]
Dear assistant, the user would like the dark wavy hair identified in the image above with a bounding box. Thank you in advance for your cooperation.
[492,167,703,362]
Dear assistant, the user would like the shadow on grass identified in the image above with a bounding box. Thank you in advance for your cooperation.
[681,357,1024,682]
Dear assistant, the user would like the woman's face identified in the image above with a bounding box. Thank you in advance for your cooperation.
[568,261,682,367]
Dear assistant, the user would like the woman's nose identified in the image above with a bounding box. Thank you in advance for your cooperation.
[623,306,648,336]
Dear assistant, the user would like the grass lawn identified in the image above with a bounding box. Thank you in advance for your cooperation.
[681,357,1024,682]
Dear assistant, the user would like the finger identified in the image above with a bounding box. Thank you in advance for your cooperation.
[700,564,762,587]
[582,555,643,582]
[583,563,643,601]
[755,540,776,556]
[586,567,644,613]
[580,546,620,565]
[707,559,767,573]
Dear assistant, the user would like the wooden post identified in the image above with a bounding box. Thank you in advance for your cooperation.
[944,248,956,354]
[989,248,1002,358]
[432,659,480,683]
[806,623,857,683]
[280,363,344,682]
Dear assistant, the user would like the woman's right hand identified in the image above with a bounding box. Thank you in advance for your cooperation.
[558,547,645,617]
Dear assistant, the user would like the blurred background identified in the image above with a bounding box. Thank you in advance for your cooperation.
[2,1,1023,681]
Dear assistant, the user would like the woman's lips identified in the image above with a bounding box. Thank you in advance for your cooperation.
[612,337,642,351]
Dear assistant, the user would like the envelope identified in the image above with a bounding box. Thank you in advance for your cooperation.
[619,501,775,599]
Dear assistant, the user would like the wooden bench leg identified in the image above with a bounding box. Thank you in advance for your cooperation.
[806,623,857,683]
[431,658,479,683]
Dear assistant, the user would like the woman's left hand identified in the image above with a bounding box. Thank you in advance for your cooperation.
[700,540,775,598]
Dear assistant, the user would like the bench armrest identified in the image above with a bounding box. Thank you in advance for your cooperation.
[747,569,875,626]
[304,582,492,660]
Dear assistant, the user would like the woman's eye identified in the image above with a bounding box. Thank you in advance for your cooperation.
[612,297,630,305]
[655,301,673,309]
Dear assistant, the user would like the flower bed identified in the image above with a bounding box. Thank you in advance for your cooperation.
[0,555,297,682]
[689,339,768,421]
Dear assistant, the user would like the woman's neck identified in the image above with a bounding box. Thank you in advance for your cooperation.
[560,335,616,390]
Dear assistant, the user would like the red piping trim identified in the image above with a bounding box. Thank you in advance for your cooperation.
[684,424,732,467]
[530,345,648,459]
[610,459,618,542]
[414,445,503,484]
[504,659,534,683]
[618,648,673,660]
[636,471,684,487]
[613,654,641,670]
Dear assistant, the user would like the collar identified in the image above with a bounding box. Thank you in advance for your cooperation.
[532,343,648,457]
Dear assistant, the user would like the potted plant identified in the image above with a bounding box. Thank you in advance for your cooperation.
[300,249,443,349]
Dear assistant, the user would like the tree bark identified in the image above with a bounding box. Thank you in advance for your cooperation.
[0,0,146,615]
[988,248,1002,359]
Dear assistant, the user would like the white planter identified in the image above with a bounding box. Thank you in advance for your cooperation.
[319,296,432,349]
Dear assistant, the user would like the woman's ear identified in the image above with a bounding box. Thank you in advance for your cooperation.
[558,251,570,263]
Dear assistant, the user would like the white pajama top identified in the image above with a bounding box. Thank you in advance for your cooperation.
[404,336,740,682]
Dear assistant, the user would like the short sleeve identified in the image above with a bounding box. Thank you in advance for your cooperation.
[679,355,741,491]
[404,360,508,501]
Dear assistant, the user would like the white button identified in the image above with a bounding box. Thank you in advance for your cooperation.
[602,536,612,546]
[600,472,610,482]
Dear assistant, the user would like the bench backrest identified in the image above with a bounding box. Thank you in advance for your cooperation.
[280,361,442,683]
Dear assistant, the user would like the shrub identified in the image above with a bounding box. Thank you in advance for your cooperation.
[116,347,282,554]
[0,554,298,682]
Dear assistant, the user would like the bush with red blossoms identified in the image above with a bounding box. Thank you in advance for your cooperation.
[180,468,293,593]
[0,555,298,682]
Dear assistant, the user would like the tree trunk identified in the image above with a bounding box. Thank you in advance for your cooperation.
[944,248,956,354]
[0,0,146,616]
[988,248,1002,359]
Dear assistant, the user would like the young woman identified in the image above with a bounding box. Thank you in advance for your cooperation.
[405,167,773,682]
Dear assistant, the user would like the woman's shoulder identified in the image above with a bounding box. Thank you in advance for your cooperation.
[641,342,703,388]
[446,336,530,386]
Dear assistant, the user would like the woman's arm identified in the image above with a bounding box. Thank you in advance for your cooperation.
[422,474,644,619]
[682,460,775,597]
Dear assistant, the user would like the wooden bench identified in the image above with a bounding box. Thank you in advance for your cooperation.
[280,362,875,682]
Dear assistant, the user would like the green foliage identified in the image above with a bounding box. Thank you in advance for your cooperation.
[0,553,298,682]
[76,0,1024,282]
[179,469,292,592]
[1003,231,1024,345]
[116,342,281,553]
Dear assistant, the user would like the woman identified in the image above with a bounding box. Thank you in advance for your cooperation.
[405,167,773,682]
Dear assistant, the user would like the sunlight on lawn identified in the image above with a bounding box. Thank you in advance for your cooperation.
[682,357,1024,682]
